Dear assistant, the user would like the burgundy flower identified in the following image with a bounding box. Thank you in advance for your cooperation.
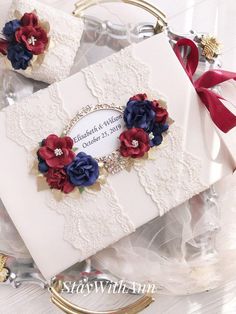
[15,25,48,55]
[0,39,8,55]
[38,134,75,168]
[45,168,74,194]
[152,100,169,124]
[129,93,147,101]
[119,128,150,158]
[20,12,39,27]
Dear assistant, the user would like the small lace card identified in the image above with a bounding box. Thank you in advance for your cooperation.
[0,33,235,280]
[0,0,83,84]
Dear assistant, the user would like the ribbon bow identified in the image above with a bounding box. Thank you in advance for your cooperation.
[174,38,236,133]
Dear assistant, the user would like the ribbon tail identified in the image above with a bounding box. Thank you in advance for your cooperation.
[197,87,236,133]
[195,69,236,89]
[0,39,8,56]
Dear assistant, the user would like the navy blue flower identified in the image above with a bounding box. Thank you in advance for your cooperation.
[38,160,49,173]
[124,99,156,132]
[66,152,99,187]
[149,123,169,147]
[7,43,33,70]
[37,151,49,173]
[40,139,46,147]
[3,19,21,40]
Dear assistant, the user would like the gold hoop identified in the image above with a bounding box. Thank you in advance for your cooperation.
[73,0,167,34]
[49,279,155,314]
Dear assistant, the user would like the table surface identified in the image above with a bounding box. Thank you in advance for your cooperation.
[1,0,236,313]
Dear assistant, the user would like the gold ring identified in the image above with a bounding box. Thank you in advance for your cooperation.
[73,0,167,34]
[49,279,155,314]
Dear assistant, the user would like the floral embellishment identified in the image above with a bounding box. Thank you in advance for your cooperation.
[198,35,221,61]
[0,254,9,283]
[119,128,150,158]
[124,94,156,131]
[20,12,39,27]
[15,25,48,55]
[66,152,99,187]
[3,19,21,40]
[38,134,75,168]
[152,100,169,124]
[0,12,50,70]
[45,168,75,194]
[33,93,170,196]
[7,43,33,70]
[149,123,169,147]
[120,94,170,159]
[35,135,102,196]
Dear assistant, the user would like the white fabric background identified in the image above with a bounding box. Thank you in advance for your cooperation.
[1,0,236,313]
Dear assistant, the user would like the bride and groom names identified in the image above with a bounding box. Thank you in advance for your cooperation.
[73,113,123,149]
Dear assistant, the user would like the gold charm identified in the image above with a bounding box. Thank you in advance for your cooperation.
[0,254,9,282]
[0,268,9,283]
[200,35,221,61]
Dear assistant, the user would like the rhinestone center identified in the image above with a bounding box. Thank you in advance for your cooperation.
[28,36,37,46]
[149,132,155,140]
[131,140,139,148]
[54,148,63,156]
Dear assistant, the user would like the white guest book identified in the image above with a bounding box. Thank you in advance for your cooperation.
[0,33,234,279]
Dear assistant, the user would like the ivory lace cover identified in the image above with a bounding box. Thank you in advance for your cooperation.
[0,33,234,279]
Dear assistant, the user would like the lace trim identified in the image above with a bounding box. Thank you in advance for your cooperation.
[46,181,135,258]
[5,83,69,151]
[82,47,154,104]
[8,0,84,83]
[134,125,207,216]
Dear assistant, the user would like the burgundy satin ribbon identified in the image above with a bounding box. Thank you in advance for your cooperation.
[174,38,236,133]
[0,39,8,55]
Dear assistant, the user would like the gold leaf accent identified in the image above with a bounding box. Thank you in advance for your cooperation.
[157,98,167,109]
[14,10,22,20]
[88,182,102,192]
[98,162,104,168]
[30,53,46,70]
[200,35,221,61]
[0,254,7,272]
[52,190,64,202]
[37,176,48,192]
[0,254,8,283]
[147,149,156,160]
[47,39,55,50]
[30,160,39,175]
[0,268,9,283]
[167,116,174,126]
[24,65,33,75]
[3,57,12,70]
[125,159,134,172]
[97,165,108,184]
[142,152,149,160]
[155,98,174,126]
[39,20,50,34]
